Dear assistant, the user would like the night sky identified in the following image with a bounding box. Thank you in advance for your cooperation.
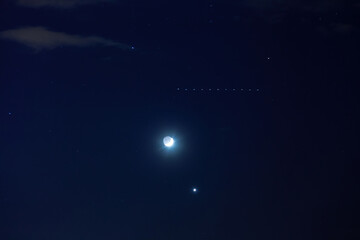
[1,0,360,239]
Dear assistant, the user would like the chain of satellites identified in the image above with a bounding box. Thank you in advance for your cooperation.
[176,88,260,92]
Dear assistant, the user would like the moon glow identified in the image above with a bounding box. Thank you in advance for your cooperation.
[163,136,174,147]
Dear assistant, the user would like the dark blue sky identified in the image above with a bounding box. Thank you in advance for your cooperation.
[1,0,360,239]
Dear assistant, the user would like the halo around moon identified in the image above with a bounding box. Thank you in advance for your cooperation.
[163,136,174,147]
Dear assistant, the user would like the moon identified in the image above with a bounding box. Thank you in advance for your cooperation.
[163,136,174,147]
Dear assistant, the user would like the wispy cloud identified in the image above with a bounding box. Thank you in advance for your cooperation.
[333,23,357,34]
[0,26,132,51]
[319,23,358,35]
[15,0,112,8]
[238,0,344,12]
[231,0,357,33]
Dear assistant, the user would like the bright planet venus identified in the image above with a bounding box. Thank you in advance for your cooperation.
[163,136,174,147]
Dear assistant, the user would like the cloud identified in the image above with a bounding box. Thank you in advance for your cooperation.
[331,23,357,34]
[230,0,358,34]
[0,26,132,51]
[237,0,344,12]
[15,0,112,8]
[317,23,358,36]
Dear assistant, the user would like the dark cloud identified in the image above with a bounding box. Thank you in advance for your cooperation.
[235,0,345,12]
[0,26,132,51]
[229,0,359,34]
[333,23,357,33]
[15,0,113,8]
[319,23,358,35]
